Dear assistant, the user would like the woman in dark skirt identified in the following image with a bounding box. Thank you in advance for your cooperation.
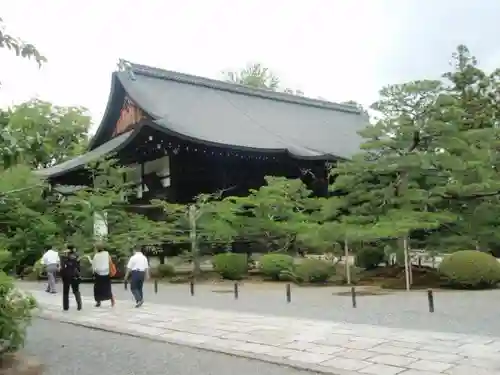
[91,243,115,307]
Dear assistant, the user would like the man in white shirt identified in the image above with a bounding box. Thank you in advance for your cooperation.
[124,249,149,307]
[41,246,60,293]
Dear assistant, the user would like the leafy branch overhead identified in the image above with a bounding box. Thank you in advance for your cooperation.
[0,17,46,66]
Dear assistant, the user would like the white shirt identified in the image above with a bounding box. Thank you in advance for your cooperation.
[92,251,110,275]
[127,252,149,271]
[41,249,60,266]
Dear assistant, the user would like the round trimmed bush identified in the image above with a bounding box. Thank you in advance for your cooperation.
[156,264,175,278]
[0,272,38,357]
[212,253,248,280]
[355,247,385,270]
[259,253,294,281]
[296,259,336,283]
[439,250,500,289]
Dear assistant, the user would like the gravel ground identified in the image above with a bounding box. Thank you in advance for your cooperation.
[24,318,318,375]
[21,281,500,337]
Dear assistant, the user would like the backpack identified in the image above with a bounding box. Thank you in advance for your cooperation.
[61,252,80,279]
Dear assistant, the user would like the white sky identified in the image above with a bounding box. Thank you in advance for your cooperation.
[1,0,495,134]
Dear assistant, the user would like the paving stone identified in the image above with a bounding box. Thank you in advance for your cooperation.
[126,324,167,336]
[370,344,415,356]
[344,337,385,350]
[455,357,500,370]
[407,350,462,363]
[313,334,351,346]
[283,341,344,354]
[398,371,442,375]
[387,341,422,350]
[285,352,335,364]
[321,357,371,371]
[232,342,276,354]
[406,359,453,372]
[446,365,498,375]
[160,331,213,344]
[368,354,417,367]
[337,349,377,360]
[419,344,462,354]
[359,363,406,375]
[304,344,345,355]
[260,347,302,359]
[458,343,500,359]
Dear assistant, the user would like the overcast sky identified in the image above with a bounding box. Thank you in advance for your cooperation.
[1,0,499,133]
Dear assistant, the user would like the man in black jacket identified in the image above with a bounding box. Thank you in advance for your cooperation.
[60,245,82,311]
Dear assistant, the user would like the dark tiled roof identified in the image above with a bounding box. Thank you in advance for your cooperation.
[35,130,134,178]
[113,62,368,159]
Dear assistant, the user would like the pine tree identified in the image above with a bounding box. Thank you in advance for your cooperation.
[329,80,456,249]
[427,45,500,251]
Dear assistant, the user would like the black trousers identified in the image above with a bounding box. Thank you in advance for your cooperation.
[62,278,82,310]
[130,270,145,303]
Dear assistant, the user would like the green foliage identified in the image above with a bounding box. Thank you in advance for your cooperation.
[223,63,280,91]
[229,176,319,252]
[0,100,90,168]
[222,63,303,94]
[0,17,46,66]
[156,263,175,278]
[295,259,335,283]
[355,246,386,270]
[259,253,294,280]
[439,250,500,289]
[0,165,57,267]
[212,253,248,280]
[0,250,12,271]
[78,255,93,279]
[0,273,37,356]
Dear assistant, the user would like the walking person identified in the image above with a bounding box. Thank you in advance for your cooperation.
[91,243,116,308]
[124,248,149,308]
[60,245,82,311]
[41,246,60,294]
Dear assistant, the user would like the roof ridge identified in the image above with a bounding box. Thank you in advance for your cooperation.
[121,60,362,114]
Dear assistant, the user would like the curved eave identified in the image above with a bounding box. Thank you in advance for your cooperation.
[146,120,340,161]
[35,129,139,180]
[88,73,126,150]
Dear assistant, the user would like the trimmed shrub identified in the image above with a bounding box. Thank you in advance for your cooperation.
[295,259,336,283]
[212,253,248,280]
[355,247,385,270]
[0,272,37,357]
[155,264,176,278]
[259,253,294,281]
[439,250,500,289]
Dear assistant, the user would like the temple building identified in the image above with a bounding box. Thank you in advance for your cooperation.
[36,61,368,206]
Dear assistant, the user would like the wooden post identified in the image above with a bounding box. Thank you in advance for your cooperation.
[189,205,201,279]
[190,281,195,296]
[344,236,351,285]
[234,283,239,300]
[351,286,357,308]
[427,289,435,313]
[403,236,411,291]
[286,284,291,303]
[154,279,158,294]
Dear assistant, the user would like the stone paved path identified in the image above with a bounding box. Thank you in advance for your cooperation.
[28,289,500,375]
